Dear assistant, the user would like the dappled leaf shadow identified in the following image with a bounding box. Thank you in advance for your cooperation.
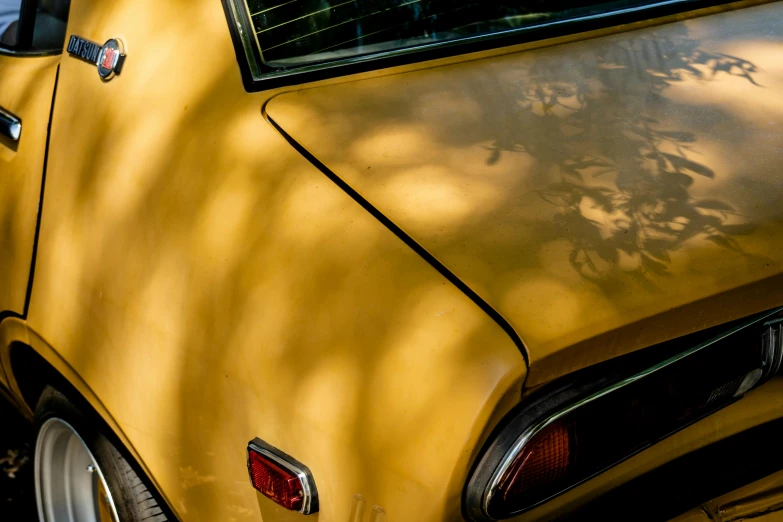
[484,25,762,285]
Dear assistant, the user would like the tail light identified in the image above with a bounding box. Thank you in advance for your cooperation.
[247,439,319,515]
[466,308,783,521]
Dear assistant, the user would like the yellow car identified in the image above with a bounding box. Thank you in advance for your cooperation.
[1,0,782,521]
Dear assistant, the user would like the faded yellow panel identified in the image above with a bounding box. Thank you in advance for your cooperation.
[670,468,783,522]
[669,508,713,522]
[17,1,783,522]
[0,54,60,314]
[266,2,783,385]
[702,469,783,522]
[0,317,30,395]
[25,0,525,521]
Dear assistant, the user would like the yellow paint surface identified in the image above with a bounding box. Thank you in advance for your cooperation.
[0,1,778,521]
[267,2,783,386]
[0,54,60,314]
[21,0,526,521]
[671,467,783,522]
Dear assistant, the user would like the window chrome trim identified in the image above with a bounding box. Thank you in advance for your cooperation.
[247,439,319,515]
[258,0,685,79]
[479,306,783,519]
[0,47,62,57]
[222,0,741,91]
[225,0,261,79]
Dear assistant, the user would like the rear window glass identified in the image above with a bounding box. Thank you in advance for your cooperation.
[246,0,657,68]
[0,0,69,52]
[0,0,22,46]
[227,0,714,88]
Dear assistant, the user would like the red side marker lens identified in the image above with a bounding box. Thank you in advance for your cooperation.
[248,449,304,511]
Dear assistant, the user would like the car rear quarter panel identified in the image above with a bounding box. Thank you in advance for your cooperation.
[15,0,783,521]
[22,0,527,521]
[264,0,783,388]
[0,54,61,315]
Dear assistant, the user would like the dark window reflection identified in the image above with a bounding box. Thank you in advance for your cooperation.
[33,0,70,50]
[0,0,69,51]
[245,0,656,67]
[0,0,22,47]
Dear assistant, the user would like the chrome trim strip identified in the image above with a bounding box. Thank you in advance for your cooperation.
[0,106,22,141]
[227,0,262,79]
[762,321,783,378]
[248,442,315,515]
[233,0,695,82]
[0,47,62,57]
[482,306,783,518]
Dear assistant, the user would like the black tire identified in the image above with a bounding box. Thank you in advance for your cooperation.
[34,386,168,522]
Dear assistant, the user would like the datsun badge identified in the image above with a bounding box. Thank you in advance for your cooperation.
[67,36,126,81]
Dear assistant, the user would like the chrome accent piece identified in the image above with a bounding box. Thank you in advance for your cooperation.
[761,322,783,378]
[350,494,367,522]
[35,418,120,522]
[248,440,319,515]
[369,504,387,522]
[481,306,783,518]
[0,106,21,141]
[226,0,262,80]
[733,368,763,397]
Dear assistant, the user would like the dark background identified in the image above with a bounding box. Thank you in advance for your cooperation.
[1,398,36,521]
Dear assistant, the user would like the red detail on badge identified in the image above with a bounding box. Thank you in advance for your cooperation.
[100,48,116,69]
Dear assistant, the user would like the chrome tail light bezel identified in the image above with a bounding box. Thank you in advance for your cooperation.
[465,307,783,521]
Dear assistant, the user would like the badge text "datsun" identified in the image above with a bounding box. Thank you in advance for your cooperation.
[67,35,102,64]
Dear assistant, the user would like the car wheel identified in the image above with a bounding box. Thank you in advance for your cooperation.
[33,386,168,522]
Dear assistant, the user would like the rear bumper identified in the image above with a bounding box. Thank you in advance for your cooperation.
[563,413,783,521]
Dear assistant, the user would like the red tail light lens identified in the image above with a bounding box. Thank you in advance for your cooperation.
[246,440,319,515]
[248,450,304,511]
[467,309,783,521]
[497,421,575,508]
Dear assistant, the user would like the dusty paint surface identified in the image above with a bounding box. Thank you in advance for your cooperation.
[268,3,783,384]
[0,54,60,315]
[0,1,781,521]
[20,0,526,521]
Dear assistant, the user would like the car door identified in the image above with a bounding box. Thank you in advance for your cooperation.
[0,0,68,315]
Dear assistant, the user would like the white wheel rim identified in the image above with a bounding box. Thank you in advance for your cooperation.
[35,418,120,522]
